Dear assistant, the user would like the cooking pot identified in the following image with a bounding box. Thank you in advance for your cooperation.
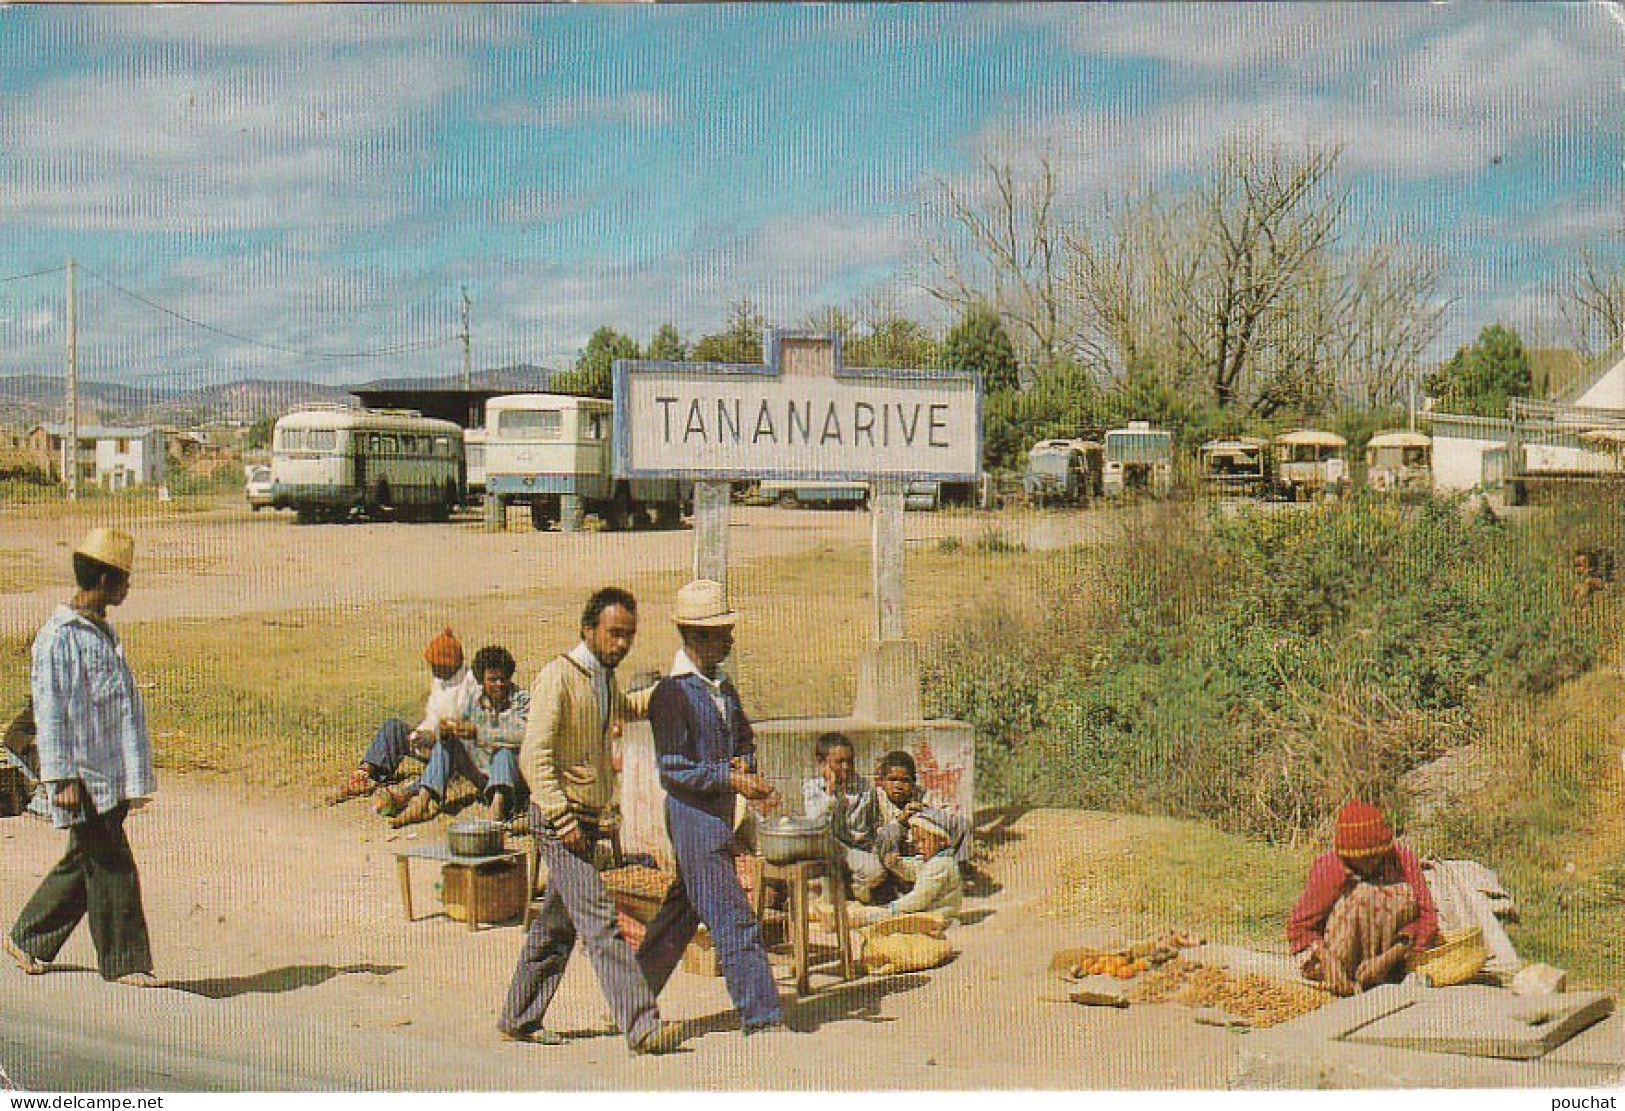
[757,815,831,866]
[447,818,505,857]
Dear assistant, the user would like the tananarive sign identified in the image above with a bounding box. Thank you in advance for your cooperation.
[613,332,980,481]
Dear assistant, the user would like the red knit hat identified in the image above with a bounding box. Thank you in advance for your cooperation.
[423,627,463,669]
[1334,799,1394,859]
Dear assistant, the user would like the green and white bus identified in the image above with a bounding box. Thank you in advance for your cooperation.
[270,406,465,524]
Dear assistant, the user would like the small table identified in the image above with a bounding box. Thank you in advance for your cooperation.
[394,843,525,932]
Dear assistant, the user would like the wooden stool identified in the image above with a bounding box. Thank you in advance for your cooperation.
[752,856,856,997]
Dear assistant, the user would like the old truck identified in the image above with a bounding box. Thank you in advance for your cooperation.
[1272,428,1349,501]
[1364,430,1432,497]
[1023,438,1104,506]
[483,393,689,531]
[1197,437,1271,498]
[1103,422,1173,498]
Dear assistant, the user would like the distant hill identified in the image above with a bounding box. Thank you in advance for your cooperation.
[0,364,558,428]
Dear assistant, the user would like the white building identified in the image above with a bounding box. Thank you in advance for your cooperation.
[29,424,167,490]
[1428,346,1625,494]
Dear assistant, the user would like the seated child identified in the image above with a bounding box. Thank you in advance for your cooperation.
[872,750,974,887]
[801,732,887,904]
[859,814,963,923]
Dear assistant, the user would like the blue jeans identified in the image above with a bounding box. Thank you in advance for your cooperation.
[360,718,417,780]
[636,797,783,1030]
[364,720,522,806]
[419,741,522,805]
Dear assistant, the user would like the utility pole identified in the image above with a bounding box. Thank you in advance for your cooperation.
[460,285,472,393]
[65,257,78,502]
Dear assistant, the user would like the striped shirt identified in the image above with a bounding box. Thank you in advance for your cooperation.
[31,604,155,829]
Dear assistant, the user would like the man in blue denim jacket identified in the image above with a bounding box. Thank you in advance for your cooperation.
[635,579,790,1038]
[5,529,161,988]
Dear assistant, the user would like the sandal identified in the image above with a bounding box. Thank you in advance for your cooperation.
[499,1025,564,1046]
[327,767,377,806]
[115,971,165,988]
[3,936,46,975]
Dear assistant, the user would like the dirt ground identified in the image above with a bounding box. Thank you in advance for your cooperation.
[2,500,1619,1092]
[0,783,1246,1091]
[0,502,1121,632]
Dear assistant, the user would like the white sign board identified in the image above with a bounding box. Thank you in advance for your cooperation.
[613,331,981,481]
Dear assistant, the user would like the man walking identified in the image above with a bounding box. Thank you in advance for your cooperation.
[499,587,680,1055]
[4,529,161,987]
[636,579,788,1037]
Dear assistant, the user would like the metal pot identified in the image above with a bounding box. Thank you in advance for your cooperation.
[447,818,504,857]
[757,815,831,866]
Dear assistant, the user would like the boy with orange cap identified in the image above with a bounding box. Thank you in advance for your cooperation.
[1287,799,1439,995]
[327,627,479,812]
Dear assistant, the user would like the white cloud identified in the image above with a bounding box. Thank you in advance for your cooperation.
[0,37,473,235]
[988,4,1435,71]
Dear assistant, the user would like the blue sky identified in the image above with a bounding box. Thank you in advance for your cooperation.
[0,3,1620,390]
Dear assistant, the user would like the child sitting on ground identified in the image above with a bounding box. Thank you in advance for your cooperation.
[856,814,963,924]
[801,732,887,904]
[873,750,975,890]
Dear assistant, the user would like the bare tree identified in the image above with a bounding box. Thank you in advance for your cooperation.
[1176,139,1347,409]
[920,154,1074,375]
[1562,248,1625,359]
[1331,241,1447,409]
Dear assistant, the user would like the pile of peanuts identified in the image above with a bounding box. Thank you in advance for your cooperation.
[602,865,673,899]
[1127,959,1329,1028]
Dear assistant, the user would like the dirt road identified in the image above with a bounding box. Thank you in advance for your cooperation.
[0,779,1241,1091]
[0,503,1125,634]
[4,780,1617,1092]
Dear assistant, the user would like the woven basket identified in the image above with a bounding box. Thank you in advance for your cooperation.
[1405,926,1488,987]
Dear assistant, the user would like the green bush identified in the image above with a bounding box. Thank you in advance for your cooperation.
[925,494,1606,839]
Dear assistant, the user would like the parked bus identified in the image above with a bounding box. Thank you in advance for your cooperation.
[1103,421,1173,498]
[1364,430,1432,497]
[1198,437,1271,498]
[1272,428,1349,502]
[483,393,688,531]
[270,406,465,524]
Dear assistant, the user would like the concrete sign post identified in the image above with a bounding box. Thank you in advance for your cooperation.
[612,331,981,864]
[692,479,730,584]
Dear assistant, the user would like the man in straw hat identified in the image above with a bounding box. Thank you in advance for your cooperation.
[1287,798,1439,995]
[499,587,681,1055]
[4,529,162,987]
[635,579,790,1037]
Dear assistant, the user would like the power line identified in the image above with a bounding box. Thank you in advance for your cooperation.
[75,263,457,360]
[0,264,66,284]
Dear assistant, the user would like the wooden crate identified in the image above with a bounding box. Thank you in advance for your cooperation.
[441,860,527,925]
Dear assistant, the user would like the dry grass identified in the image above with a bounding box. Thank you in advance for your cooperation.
[0,548,51,593]
[1041,815,1316,948]
[85,537,1076,792]
[1423,666,1625,991]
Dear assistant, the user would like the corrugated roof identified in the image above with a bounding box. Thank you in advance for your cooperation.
[1366,431,1432,448]
[1273,428,1346,447]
